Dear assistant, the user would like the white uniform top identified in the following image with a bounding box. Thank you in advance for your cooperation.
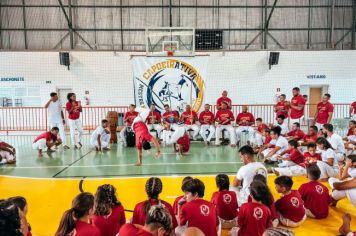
[275,136,288,154]
[90,126,107,142]
[277,123,289,135]
[327,133,346,154]
[320,148,338,168]
[236,162,267,200]
[348,167,356,178]
[48,100,63,124]
[347,135,356,142]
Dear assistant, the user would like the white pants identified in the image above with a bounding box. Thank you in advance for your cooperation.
[68,119,83,145]
[352,114,356,121]
[184,124,199,140]
[315,122,325,131]
[49,121,66,145]
[274,165,306,176]
[162,126,185,145]
[279,214,306,227]
[215,125,236,145]
[262,148,279,161]
[147,124,162,138]
[0,150,15,164]
[316,161,338,179]
[199,125,215,142]
[120,126,129,145]
[90,133,110,148]
[235,126,255,143]
[32,138,48,151]
[251,133,264,146]
[335,152,346,162]
[289,117,304,129]
[329,177,356,207]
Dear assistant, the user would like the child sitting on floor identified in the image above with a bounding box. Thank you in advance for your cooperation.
[274,176,306,227]
[298,164,330,219]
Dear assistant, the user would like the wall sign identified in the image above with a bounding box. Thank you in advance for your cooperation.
[306,75,326,79]
[0,77,25,82]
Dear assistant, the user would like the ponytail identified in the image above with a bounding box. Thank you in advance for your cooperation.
[250,181,272,207]
[55,209,76,236]
[143,177,163,214]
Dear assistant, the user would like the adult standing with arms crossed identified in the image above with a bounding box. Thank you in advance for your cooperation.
[45,92,69,149]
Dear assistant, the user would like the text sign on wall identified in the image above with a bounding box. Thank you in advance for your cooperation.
[306,75,326,79]
[0,77,25,82]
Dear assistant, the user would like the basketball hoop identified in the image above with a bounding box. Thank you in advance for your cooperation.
[163,41,177,57]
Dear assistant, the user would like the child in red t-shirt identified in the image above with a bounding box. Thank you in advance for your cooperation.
[92,184,126,236]
[173,176,193,218]
[256,128,273,159]
[178,178,219,236]
[132,177,177,231]
[119,205,173,236]
[302,143,322,168]
[55,192,100,236]
[210,174,238,229]
[231,181,272,236]
[298,164,330,219]
[274,176,306,227]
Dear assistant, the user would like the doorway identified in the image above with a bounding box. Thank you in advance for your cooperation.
[57,88,72,105]
[300,85,329,117]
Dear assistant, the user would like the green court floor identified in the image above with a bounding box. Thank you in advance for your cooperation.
[0,135,244,178]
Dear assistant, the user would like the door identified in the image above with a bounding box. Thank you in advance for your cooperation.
[57,88,72,106]
[309,87,322,117]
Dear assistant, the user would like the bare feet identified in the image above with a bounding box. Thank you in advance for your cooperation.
[330,196,338,207]
[38,151,43,157]
[103,147,110,151]
[230,144,237,148]
[135,162,142,166]
[7,159,16,164]
[63,145,70,149]
[155,152,161,159]
[339,213,351,235]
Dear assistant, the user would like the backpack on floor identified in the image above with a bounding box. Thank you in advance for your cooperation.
[125,127,136,147]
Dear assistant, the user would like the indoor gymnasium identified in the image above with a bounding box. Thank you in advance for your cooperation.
[1,1,356,236]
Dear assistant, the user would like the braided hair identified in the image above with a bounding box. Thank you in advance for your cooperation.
[0,200,22,236]
[146,205,173,234]
[94,184,121,216]
[143,177,163,214]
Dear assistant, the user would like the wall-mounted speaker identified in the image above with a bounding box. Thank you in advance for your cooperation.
[269,52,279,69]
[59,52,70,70]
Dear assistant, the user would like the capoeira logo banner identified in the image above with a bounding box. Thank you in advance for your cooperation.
[132,57,208,113]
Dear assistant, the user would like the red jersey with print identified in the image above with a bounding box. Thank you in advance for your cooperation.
[303,134,318,143]
[133,122,153,150]
[303,152,321,167]
[237,202,272,236]
[236,112,255,126]
[199,111,215,125]
[287,130,306,141]
[146,111,161,124]
[177,133,190,152]
[119,224,153,236]
[180,199,219,236]
[71,220,100,236]
[316,102,334,124]
[92,205,126,236]
[124,111,139,126]
[162,111,179,124]
[275,101,289,119]
[132,199,177,229]
[248,194,278,221]
[217,97,232,108]
[275,190,305,222]
[257,123,268,133]
[34,131,57,143]
[66,101,81,120]
[351,101,356,114]
[210,190,238,221]
[285,148,304,166]
[181,111,198,125]
[298,181,330,219]
[215,110,234,125]
[290,95,306,119]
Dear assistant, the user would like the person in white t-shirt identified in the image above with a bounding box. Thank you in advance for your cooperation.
[315,137,338,180]
[322,123,346,161]
[275,115,289,135]
[329,154,356,207]
[90,119,111,151]
[231,145,267,205]
[262,126,288,163]
[44,92,69,149]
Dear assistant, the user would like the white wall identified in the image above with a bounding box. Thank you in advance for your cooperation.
[0,51,355,107]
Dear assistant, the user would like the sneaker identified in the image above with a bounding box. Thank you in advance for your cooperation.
[78,142,83,148]
[74,144,81,149]
[63,145,70,150]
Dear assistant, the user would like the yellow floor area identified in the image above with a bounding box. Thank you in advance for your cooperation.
[0,175,355,236]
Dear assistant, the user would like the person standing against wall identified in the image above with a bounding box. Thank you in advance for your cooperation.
[314,93,334,131]
[216,90,232,110]
[66,93,84,149]
[45,92,69,149]
[289,87,306,129]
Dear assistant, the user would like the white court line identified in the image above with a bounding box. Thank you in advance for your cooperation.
[0,161,243,169]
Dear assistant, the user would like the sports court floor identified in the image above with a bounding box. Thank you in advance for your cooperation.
[1,134,355,236]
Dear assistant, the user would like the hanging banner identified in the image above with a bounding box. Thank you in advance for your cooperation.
[132,57,208,113]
